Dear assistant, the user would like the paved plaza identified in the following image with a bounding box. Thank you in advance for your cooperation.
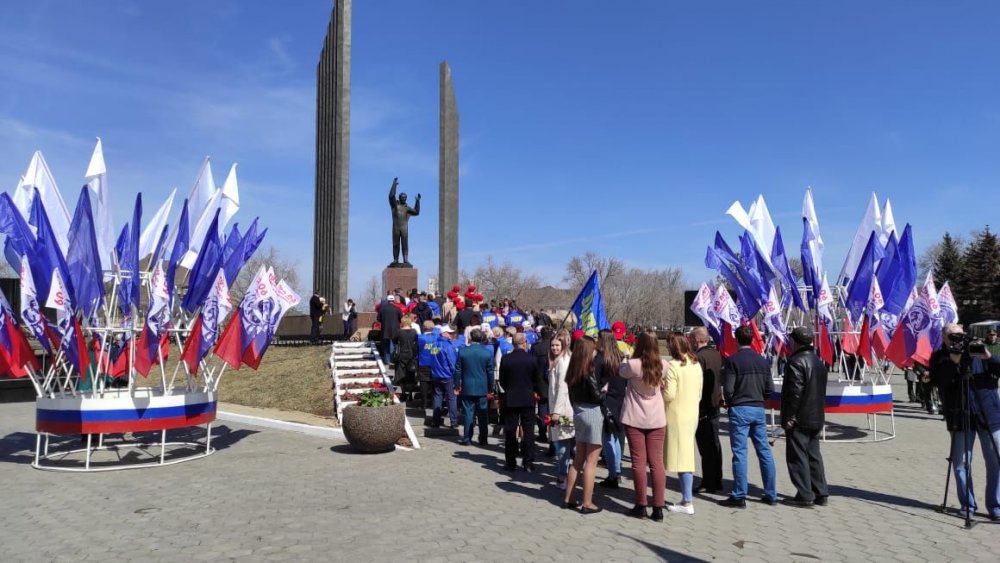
[1,379,998,562]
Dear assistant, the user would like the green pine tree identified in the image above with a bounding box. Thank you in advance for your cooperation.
[958,227,1000,323]
[934,232,966,316]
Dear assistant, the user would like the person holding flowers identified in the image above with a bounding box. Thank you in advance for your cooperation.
[546,330,574,488]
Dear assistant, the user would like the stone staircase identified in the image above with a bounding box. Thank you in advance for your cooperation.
[329,341,420,448]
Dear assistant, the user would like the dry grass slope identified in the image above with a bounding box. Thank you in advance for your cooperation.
[137,344,334,417]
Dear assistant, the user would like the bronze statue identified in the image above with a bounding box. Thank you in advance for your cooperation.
[388,177,420,268]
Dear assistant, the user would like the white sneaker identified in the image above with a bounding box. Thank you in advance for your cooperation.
[667,503,694,515]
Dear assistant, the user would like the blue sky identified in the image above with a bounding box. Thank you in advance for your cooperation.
[2,1,1000,299]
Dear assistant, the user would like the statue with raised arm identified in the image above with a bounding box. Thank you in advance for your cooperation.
[388,177,420,268]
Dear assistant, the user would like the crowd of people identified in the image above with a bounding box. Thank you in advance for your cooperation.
[362,284,841,518]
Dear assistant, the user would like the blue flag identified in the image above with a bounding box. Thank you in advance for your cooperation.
[30,189,75,307]
[181,208,222,313]
[0,193,36,273]
[882,225,916,316]
[150,222,170,266]
[246,225,267,262]
[221,223,242,265]
[875,231,899,303]
[570,271,610,337]
[739,232,771,305]
[800,218,821,309]
[845,232,884,320]
[224,218,265,284]
[771,226,806,312]
[66,186,105,319]
[116,194,142,316]
[167,199,190,303]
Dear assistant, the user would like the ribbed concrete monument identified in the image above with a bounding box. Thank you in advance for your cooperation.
[438,61,459,294]
[314,0,351,308]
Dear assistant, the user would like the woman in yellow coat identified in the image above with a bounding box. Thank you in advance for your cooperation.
[663,333,704,515]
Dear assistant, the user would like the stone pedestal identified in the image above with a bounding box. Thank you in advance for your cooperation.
[382,267,418,298]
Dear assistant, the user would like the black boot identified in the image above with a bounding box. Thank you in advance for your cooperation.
[627,504,648,519]
[650,506,664,522]
[598,476,620,489]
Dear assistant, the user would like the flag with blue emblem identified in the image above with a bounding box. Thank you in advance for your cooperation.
[570,271,610,338]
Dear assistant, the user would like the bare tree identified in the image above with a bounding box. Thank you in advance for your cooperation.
[564,251,626,290]
[565,252,686,329]
[230,245,303,312]
[462,256,543,303]
[358,275,381,311]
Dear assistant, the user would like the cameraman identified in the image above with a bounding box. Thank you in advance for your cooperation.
[929,324,1000,521]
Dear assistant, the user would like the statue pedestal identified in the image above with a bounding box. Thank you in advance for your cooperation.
[382,267,418,299]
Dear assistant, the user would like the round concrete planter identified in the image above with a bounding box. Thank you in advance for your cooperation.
[341,403,405,453]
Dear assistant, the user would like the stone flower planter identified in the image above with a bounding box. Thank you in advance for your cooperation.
[341,403,405,453]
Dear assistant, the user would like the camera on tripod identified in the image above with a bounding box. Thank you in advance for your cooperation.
[946,333,986,355]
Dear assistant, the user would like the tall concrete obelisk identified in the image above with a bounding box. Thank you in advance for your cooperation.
[438,61,459,294]
[314,0,351,309]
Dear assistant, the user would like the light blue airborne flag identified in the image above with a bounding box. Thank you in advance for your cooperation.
[570,271,610,338]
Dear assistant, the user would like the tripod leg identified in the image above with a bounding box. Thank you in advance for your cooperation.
[941,456,952,511]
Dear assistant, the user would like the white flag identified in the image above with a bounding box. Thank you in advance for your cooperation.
[690,282,719,330]
[938,282,959,325]
[880,199,897,246]
[838,192,882,287]
[85,138,115,268]
[803,187,824,274]
[139,188,176,261]
[146,262,170,332]
[217,163,240,231]
[201,269,233,348]
[14,151,72,252]
[19,256,49,347]
[712,285,742,331]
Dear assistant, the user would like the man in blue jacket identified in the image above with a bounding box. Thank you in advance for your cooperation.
[428,325,459,428]
[454,328,495,445]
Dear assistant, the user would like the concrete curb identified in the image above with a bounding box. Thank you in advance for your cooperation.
[217,410,346,440]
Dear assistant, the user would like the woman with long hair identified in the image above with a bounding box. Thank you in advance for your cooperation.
[562,336,604,514]
[663,333,704,514]
[618,331,669,521]
[596,329,626,489]
[547,330,574,488]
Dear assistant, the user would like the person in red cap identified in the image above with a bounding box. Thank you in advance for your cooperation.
[612,321,634,356]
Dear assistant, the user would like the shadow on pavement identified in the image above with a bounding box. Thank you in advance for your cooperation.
[618,533,708,562]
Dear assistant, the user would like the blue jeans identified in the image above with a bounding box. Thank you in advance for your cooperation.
[728,405,777,500]
[460,395,489,444]
[603,429,624,478]
[380,338,396,367]
[431,379,457,427]
[951,428,1000,517]
[553,438,575,478]
[680,472,694,502]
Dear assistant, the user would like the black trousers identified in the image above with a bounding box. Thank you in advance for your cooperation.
[310,318,320,343]
[695,415,723,490]
[536,400,549,441]
[786,426,828,501]
[505,406,535,467]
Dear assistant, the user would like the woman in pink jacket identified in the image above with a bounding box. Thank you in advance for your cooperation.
[618,331,669,522]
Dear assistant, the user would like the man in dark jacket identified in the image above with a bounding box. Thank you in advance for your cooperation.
[376,295,402,366]
[455,298,477,335]
[720,325,777,508]
[930,323,1000,521]
[454,329,496,446]
[413,293,434,325]
[692,327,724,494]
[780,327,829,507]
[309,292,324,344]
[500,333,543,471]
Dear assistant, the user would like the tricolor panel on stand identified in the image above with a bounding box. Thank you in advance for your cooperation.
[765,383,893,414]
[36,390,217,434]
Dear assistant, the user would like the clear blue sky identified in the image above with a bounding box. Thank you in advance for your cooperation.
[2,1,999,299]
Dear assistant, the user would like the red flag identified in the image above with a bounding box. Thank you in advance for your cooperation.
[133,324,169,377]
[749,319,765,355]
[213,314,243,370]
[857,316,872,365]
[912,335,933,366]
[181,316,204,376]
[872,326,889,361]
[3,321,40,376]
[818,323,834,366]
[841,316,859,355]
[886,323,911,368]
[721,322,739,357]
